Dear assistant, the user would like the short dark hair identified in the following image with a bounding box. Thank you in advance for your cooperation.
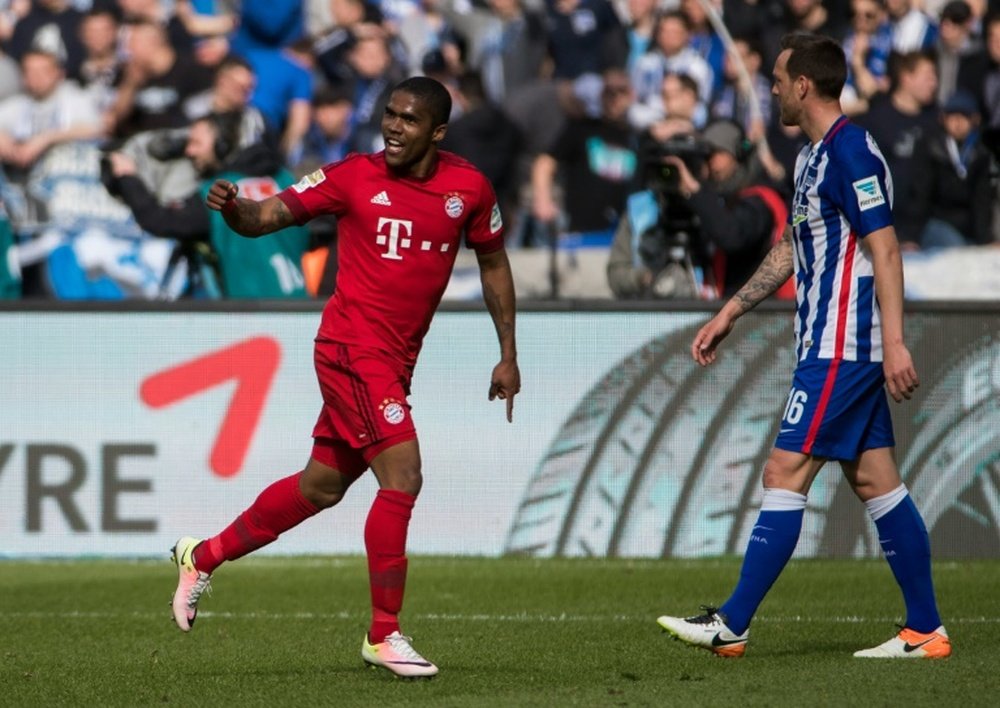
[392,76,452,126]
[889,50,934,90]
[780,33,847,100]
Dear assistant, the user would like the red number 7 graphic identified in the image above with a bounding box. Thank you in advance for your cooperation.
[139,337,281,478]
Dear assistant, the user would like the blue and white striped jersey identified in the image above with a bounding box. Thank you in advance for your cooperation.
[789,115,894,363]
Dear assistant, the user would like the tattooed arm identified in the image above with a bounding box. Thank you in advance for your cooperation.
[729,225,795,316]
[691,225,795,366]
[205,179,297,238]
[477,247,520,422]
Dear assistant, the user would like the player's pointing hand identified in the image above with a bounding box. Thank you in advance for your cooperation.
[206,179,239,211]
[489,359,521,422]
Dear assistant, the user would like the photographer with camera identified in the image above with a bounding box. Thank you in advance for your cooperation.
[607,119,794,300]
[102,111,310,298]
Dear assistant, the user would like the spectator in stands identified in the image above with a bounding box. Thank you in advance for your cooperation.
[842,0,894,114]
[397,0,462,79]
[441,0,548,104]
[762,0,849,69]
[632,11,714,112]
[957,12,1000,126]
[608,119,793,299]
[103,112,311,298]
[229,0,304,58]
[291,84,354,175]
[338,27,408,155]
[885,0,939,52]
[544,0,628,80]
[174,0,238,43]
[0,47,21,104]
[857,51,939,245]
[6,0,85,81]
[681,0,726,96]
[110,19,214,139]
[722,0,768,41]
[192,55,269,151]
[243,37,313,160]
[313,0,394,87]
[531,68,639,247]
[934,0,978,104]
[117,0,195,55]
[624,0,659,71]
[441,71,523,223]
[711,35,772,141]
[0,49,102,171]
[78,8,122,128]
[631,71,704,138]
[910,90,995,248]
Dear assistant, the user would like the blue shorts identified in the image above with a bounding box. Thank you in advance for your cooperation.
[774,359,895,460]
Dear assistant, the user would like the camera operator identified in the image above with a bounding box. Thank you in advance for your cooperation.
[607,119,794,299]
[102,112,310,298]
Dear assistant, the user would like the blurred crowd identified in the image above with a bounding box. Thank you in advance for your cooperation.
[0,0,996,300]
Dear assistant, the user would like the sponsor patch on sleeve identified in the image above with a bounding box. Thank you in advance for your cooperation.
[489,202,502,233]
[292,168,326,193]
[852,176,886,211]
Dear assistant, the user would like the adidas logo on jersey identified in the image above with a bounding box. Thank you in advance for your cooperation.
[370,191,392,206]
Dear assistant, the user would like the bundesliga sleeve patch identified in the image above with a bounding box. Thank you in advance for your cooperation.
[852,176,886,211]
[490,202,502,233]
[292,168,326,193]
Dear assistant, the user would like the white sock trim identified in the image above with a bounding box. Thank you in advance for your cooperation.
[865,483,908,521]
[760,487,808,511]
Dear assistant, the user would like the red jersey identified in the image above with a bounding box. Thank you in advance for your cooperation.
[277,151,504,367]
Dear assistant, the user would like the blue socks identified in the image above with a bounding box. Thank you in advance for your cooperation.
[866,484,942,633]
[720,488,806,635]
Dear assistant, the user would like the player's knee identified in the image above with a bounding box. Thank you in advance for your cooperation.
[381,463,423,496]
[300,464,351,509]
[761,460,798,492]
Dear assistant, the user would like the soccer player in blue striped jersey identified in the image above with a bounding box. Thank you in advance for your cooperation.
[656,33,950,660]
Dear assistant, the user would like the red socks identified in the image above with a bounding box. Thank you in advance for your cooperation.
[365,489,416,643]
[191,475,416,645]
[193,472,320,574]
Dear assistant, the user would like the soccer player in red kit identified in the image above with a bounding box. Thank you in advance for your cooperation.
[169,76,520,678]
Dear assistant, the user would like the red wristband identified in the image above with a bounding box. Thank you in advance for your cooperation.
[221,198,238,215]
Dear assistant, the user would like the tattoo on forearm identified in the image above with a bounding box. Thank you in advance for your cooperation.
[224,198,292,237]
[224,199,265,236]
[732,233,794,315]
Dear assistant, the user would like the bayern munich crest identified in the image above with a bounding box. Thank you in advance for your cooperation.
[444,194,465,218]
[380,398,406,425]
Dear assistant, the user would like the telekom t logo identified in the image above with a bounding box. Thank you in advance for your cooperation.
[376,217,413,260]
[139,337,281,478]
[375,217,451,259]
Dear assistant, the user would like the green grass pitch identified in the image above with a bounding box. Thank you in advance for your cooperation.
[3,557,998,707]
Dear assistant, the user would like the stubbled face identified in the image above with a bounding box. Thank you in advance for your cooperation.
[381,90,446,174]
[772,49,802,127]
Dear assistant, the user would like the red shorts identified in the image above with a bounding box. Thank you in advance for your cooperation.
[311,340,417,478]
